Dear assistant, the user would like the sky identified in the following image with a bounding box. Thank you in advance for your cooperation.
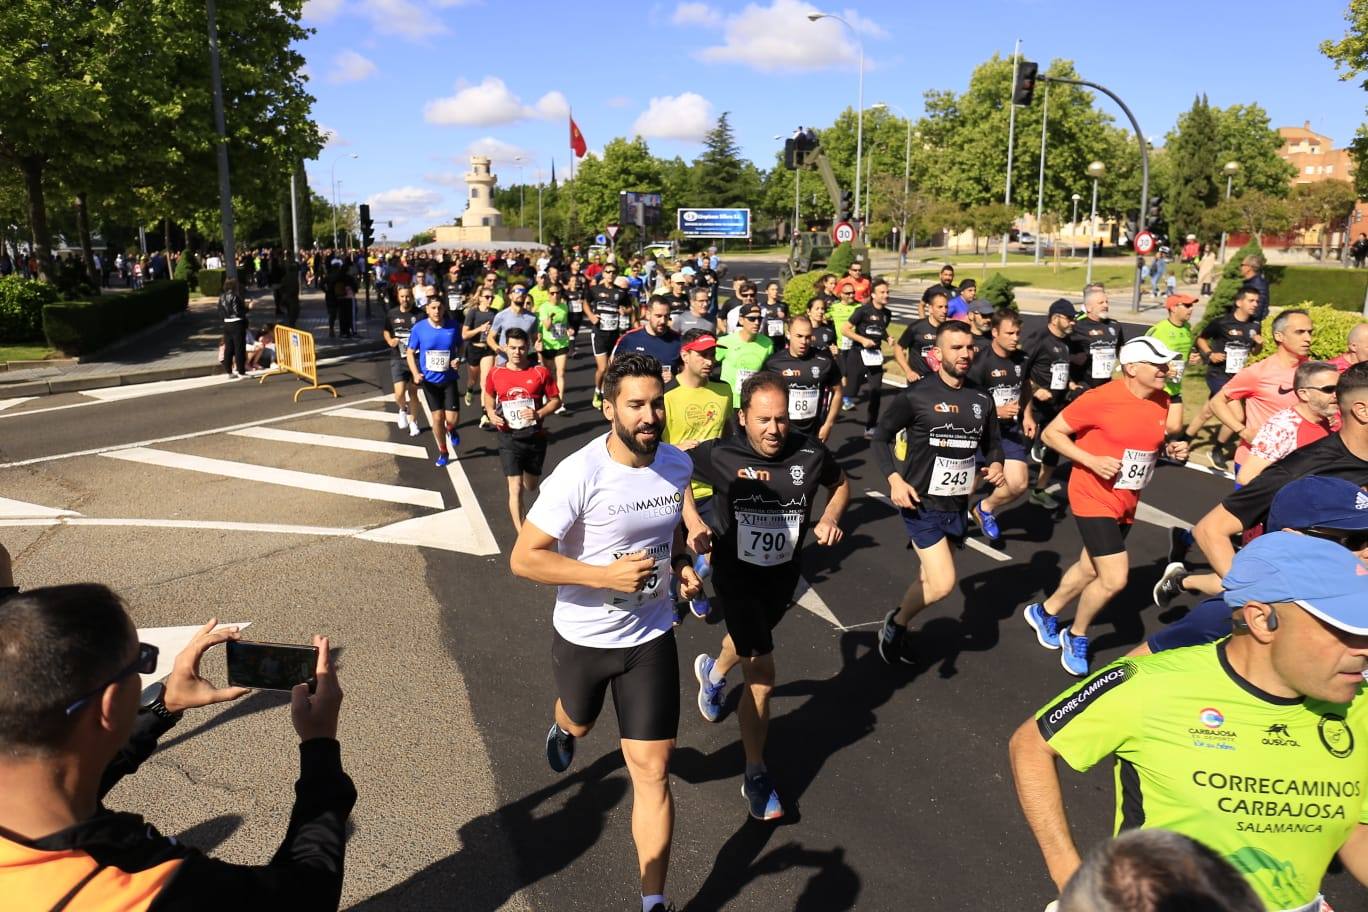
[297,0,1368,241]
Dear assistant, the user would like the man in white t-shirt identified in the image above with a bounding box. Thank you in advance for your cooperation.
[510,352,704,912]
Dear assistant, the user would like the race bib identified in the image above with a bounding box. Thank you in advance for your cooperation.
[736,511,802,567]
[992,386,1020,408]
[1090,347,1116,380]
[1226,345,1248,374]
[446,293,463,311]
[1169,359,1186,383]
[424,349,451,372]
[599,313,618,331]
[928,455,974,496]
[549,321,567,341]
[1049,362,1069,391]
[606,542,671,609]
[661,365,673,383]
[767,319,785,337]
[395,331,410,355]
[503,396,536,430]
[1115,447,1157,491]
[839,334,853,351]
[735,368,756,387]
[789,387,820,419]
[861,347,884,367]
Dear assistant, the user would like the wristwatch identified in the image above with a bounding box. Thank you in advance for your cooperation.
[138,681,182,723]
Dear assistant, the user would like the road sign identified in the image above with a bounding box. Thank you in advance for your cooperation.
[1133,230,1156,255]
[595,233,607,245]
[605,224,620,241]
[677,208,751,239]
[832,221,856,244]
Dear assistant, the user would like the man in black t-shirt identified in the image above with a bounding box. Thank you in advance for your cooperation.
[840,278,894,437]
[966,309,1029,541]
[1068,287,1124,389]
[687,371,849,823]
[764,315,842,442]
[585,265,634,407]
[383,285,423,436]
[895,290,947,382]
[919,264,956,320]
[1183,285,1264,467]
[1021,298,1077,509]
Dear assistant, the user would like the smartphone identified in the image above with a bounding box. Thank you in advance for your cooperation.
[225,640,318,692]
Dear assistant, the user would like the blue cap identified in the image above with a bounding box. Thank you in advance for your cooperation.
[1223,531,1368,634]
[1268,476,1368,532]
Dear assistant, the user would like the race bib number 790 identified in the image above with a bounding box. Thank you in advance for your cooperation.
[737,511,801,567]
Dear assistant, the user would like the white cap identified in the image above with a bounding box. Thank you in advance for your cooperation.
[1119,336,1179,365]
[670,271,687,282]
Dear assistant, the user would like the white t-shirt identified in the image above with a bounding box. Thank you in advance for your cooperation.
[526,433,692,648]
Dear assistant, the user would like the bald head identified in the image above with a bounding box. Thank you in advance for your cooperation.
[1346,323,1368,362]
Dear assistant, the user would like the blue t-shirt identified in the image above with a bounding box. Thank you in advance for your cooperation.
[614,328,682,372]
[1146,595,1232,653]
[408,318,461,385]
[490,308,538,364]
[947,295,969,319]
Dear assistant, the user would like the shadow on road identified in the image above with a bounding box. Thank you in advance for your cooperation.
[175,813,243,854]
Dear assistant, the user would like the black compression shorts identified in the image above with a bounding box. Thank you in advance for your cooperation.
[1074,515,1133,558]
[552,628,679,741]
[713,567,801,658]
[591,330,621,357]
[420,379,459,412]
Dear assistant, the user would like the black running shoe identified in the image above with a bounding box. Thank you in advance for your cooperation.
[1153,562,1189,610]
[545,722,575,773]
[1168,526,1192,566]
[877,609,905,665]
[1210,445,1229,471]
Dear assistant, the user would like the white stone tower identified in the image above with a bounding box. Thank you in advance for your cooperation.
[460,156,502,228]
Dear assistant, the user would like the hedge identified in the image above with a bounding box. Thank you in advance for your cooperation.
[827,242,856,279]
[1265,266,1368,313]
[980,272,1017,310]
[173,252,199,292]
[197,268,226,297]
[782,270,825,316]
[1248,304,1366,365]
[43,280,190,356]
[0,275,60,341]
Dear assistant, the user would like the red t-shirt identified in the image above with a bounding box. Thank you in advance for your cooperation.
[585,263,603,281]
[1247,407,1332,465]
[1059,379,1169,523]
[836,275,871,303]
[1330,353,1356,373]
[484,364,559,437]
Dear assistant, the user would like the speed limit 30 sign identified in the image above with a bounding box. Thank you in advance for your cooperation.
[832,221,856,244]
[1133,230,1156,255]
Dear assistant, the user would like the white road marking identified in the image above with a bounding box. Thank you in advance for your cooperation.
[863,489,1012,563]
[1134,501,1192,531]
[137,622,252,687]
[325,406,403,423]
[0,517,358,536]
[0,397,35,412]
[0,394,390,469]
[0,496,81,518]
[414,393,500,555]
[792,577,842,628]
[83,374,235,401]
[229,426,427,459]
[103,447,445,509]
[359,507,499,555]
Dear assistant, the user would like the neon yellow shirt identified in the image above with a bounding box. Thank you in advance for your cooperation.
[714,334,773,406]
[1145,319,1195,397]
[663,380,732,500]
[1037,641,1368,910]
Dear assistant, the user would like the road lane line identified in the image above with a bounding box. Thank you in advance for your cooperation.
[1134,501,1192,531]
[83,374,235,401]
[103,447,445,509]
[414,394,499,555]
[0,397,35,412]
[0,497,80,518]
[325,406,402,423]
[0,394,390,469]
[0,517,358,536]
[229,426,428,459]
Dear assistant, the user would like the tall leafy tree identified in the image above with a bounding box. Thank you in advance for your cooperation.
[1323,5,1368,202]
[692,113,760,209]
[1292,179,1358,260]
[1164,95,1221,242]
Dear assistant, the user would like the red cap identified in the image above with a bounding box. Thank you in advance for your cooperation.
[682,334,718,353]
[1165,293,1198,310]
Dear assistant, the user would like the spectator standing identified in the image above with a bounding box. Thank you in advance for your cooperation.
[1197,247,1218,296]
[1239,254,1271,322]
[218,277,250,378]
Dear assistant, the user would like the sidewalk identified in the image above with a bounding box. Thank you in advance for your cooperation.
[0,287,387,397]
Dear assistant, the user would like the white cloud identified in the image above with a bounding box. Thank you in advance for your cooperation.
[327,49,377,84]
[695,0,884,72]
[423,77,569,126]
[366,186,444,222]
[672,2,721,26]
[318,124,350,147]
[631,93,713,142]
[302,0,345,22]
[356,0,449,40]
[462,137,531,166]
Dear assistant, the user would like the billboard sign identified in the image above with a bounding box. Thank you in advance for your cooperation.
[677,208,751,239]
[620,190,663,227]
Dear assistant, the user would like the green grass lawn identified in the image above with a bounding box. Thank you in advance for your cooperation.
[0,343,58,364]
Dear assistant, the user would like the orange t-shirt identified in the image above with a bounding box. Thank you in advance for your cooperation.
[1220,354,1303,467]
[836,276,871,302]
[1060,378,1169,522]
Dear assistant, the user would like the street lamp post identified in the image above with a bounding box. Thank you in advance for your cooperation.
[809,12,865,232]
[1070,193,1081,258]
[1218,160,1240,264]
[514,156,526,227]
[1085,161,1106,286]
[205,0,237,281]
[330,152,358,249]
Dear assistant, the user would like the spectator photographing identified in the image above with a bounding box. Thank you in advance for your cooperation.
[0,586,353,910]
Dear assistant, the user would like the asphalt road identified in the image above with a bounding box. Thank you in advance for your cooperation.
[2,343,1364,912]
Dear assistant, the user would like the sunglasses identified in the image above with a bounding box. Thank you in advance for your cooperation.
[1306,527,1368,551]
[480,295,494,301]
[1300,385,1339,394]
[65,642,158,716]
[741,314,761,322]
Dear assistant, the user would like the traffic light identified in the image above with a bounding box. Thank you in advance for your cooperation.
[1147,195,1163,226]
[359,203,375,248]
[837,190,854,222]
[1012,60,1039,106]
[783,127,820,170]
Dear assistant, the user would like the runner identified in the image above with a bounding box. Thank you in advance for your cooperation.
[764,315,842,443]
[839,259,871,303]
[1144,294,1200,435]
[1023,337,1190,676]
[509,353,703,912]
[586,263,633,408]
[1208,308,1314,479]
[920,263,956,319]
[840,278,893,438]
[461,285,498,412]
[405,296,463,467]
[967,309,1030,540]
[489,282,538,366]
[1021,299,1077,509]
[1182,285,1265,470]
[805,297,838,355]
[537,284,572,414]
[1235,361,1339,486]
[946,279,977,320]
[873,321,1005,665]
[828,283,860,367]
[659,272,691,316]
[484,328,561,531]
[760,280,788,349]
[688,372,850,821]
[615,298,683,384]
[1068,286,1124,390]
[966,299,993,358]
[722,282,759,335]
[715,302,774,408]
[1010,531,1368,912]
[383,284,422,437]
[893,290,947,383]
[671,287,715,336]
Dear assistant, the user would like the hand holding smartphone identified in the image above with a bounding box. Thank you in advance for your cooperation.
[226,640,319,692]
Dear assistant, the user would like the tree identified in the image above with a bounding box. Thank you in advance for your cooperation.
[408,229,436,246]
[1292,180,1358,261]
[1208,191,1293,241]
[1208,105,1295,198]
[692,113,759,209]
[966,202,1014,270]
[568,138,662,241]
[1165,96,1221,242]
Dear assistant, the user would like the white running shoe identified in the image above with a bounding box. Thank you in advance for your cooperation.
[396,410,409,430]
[408,422,421,437]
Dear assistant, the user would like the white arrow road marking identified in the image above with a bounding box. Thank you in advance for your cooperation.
[0,397,35,412]
[230,426,428,459]
[137,622,251,687]
[0,497,81,518]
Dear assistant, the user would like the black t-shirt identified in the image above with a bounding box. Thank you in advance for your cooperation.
[898,318,941,376]
[762,303,788,345]
[966,346,1027,434]
[811,322,837,353]
[463,306,496,350]
[847,304,891,346]
[688,431,842,578]
[384,306,420,360]
[1223,433,1368,529]
[1024,329,1073,403]
[660,292,689,315]
[1069,318,1125,389]
[1200,314,1261,374]
[871,373,1003,512]
[922,282,956,305]
[970,331,990,361]
[588,284,633,332]
[764,348,842,434]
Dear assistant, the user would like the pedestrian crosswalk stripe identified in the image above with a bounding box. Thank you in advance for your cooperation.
[229,426,428,459]
[325,406,403,423]
[103,447,445,509]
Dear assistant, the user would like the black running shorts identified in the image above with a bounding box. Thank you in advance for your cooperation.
[552,628,679,741]
[421,379,459,412]
[591,330,620,357]
[713,566,801,658]
[498,434,548,477]
[1074,514,1133,558]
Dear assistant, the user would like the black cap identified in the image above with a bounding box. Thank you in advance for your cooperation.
[1048,298,1077,319]
[958,278,977,291]
[738,302,763,318]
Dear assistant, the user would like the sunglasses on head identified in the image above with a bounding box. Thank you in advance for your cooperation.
[65,642,158,716]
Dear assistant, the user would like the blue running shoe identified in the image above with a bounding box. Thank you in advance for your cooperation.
[435,453,450,468]
[690,597,711,619]
[742,772,784,821]
[693,654,725,723]
[840,397,855,412]
[1024,602,1061,650]
[545,722,575,773]
[447,430,460,451]
[972,500,1001,539]
[1059,628,1090,677]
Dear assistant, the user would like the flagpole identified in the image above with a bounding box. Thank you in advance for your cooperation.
[569,110,577,247]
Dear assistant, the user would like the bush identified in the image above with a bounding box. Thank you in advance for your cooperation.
[0,275,60,341]
[782,270,824,316]
[1265,266,1368,313]
[43,280,190,356]
[173,252,199,292]
[980,272,1017,310]
[827,241,856,279]
[1195,238,1264,335]
[197,268,225,298]
[1249,304,1366,365]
